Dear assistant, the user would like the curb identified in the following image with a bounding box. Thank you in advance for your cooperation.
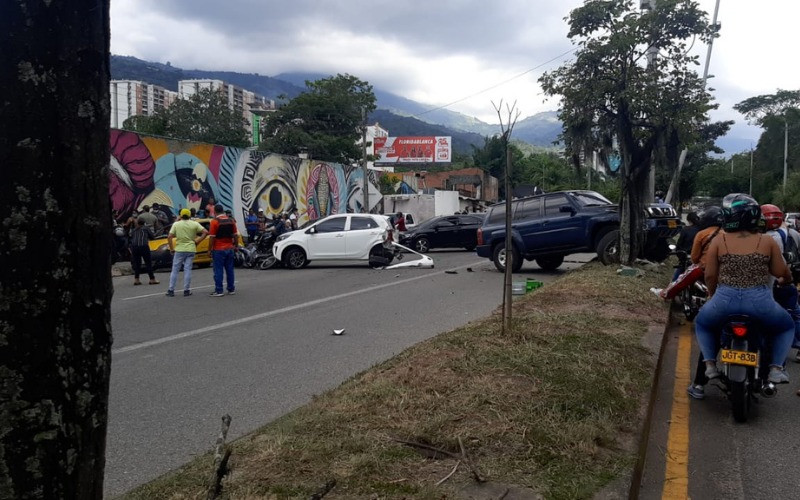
[627,303,679,499]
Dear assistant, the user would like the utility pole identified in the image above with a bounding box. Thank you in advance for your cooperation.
[784,116,789,193]
[665,0,721,206]
[641,0,657,202]
[362,107,369,213]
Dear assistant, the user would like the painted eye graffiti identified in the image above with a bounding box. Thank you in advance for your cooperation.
[254,179,296,215]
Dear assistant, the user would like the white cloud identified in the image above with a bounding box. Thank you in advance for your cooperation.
[111,0,799,143]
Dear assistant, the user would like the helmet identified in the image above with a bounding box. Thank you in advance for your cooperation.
[697,206,723,230]
[721,193,760,232]
[760,204,784,231]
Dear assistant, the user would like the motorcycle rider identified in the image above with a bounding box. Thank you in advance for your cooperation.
[694,194,794,385]
[761,204,800,363]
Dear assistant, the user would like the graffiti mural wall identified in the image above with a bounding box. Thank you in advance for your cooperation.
[109,129,382,228]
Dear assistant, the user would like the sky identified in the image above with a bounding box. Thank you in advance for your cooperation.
[111,0,800,149]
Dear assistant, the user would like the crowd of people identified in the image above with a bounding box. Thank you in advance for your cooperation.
[654,193,800,399]
[112,203,305,296]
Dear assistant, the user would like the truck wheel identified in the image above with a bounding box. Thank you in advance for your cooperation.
[493,243,522,273]
[645,240,671,262]
[535,255,564,271]
[596,230,620,265]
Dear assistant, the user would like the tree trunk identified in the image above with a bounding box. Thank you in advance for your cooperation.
[0,2,112,499]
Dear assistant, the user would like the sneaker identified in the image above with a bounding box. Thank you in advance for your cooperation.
[227,290,236,295]
[705,365,720,380]
[183,290,193,297]
[686,384,705,400]
[209,291,225,297]
[166,290,175,297]
[768,369,790,384]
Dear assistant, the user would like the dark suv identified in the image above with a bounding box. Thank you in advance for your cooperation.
[476,190,681,272]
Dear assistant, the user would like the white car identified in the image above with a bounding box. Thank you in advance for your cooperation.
[273,214,396,269]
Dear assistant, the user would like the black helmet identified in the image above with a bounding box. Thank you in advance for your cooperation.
[697,206,723,229]
[721,193,760,232]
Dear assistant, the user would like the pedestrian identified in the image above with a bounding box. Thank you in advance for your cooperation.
[208,204,240,297]
[256,208,268,233]
[129,218,159,285]
[205,197,217,218]
[289,207,299,230]
[245,208,259,243]
[166,208,208,297]
[395,211,407,232]
[137,205,158,230]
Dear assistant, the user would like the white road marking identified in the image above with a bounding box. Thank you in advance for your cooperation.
[113,260,489,355]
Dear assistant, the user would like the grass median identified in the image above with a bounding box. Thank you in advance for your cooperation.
[123,260,672,500]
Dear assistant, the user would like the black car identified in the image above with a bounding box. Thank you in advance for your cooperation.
[399,215,484,252]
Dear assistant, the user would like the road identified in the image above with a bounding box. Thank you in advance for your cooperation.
[105,251,593,496]
[640,317,800,499]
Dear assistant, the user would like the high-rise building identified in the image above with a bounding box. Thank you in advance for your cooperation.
[109,80,177,128]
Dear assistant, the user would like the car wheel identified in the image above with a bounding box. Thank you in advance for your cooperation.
[283,247,307,269]
[414,237,430,253]
[596,230,620,265]
[535,255,564,271]
[493,242,522,273]
[369,246,394,268]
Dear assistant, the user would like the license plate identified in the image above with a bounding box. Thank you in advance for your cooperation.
[668,220,677,228]
[720,349,757,367]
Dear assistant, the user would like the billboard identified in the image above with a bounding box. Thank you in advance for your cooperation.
[374,136,451,163]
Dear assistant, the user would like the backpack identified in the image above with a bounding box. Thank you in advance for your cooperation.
[777,229,800,281]
[215,216,236,239]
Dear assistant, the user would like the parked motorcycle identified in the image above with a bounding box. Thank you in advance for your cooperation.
[235,232,278,270]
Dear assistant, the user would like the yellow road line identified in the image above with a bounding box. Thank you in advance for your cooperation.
[662,321,692,499]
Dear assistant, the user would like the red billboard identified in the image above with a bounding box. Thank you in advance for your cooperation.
[374,136,451,163]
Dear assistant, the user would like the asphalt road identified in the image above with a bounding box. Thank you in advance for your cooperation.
[640,317,800,499]
[105,251,593,496]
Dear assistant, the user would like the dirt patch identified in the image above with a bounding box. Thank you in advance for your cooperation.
[122,261,673,500]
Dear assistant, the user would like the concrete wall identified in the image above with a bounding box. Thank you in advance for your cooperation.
[109,129,382,229]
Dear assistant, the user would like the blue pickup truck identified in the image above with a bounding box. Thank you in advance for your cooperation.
[476,190,681,272]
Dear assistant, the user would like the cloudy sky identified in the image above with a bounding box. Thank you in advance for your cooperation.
[111,0,799,148]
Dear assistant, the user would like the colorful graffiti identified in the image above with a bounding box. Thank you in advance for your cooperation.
[109,130,382,228]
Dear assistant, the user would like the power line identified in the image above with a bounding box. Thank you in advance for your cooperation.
[410,47,577,119]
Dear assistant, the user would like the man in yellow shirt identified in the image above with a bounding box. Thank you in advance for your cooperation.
[166,209,208,297]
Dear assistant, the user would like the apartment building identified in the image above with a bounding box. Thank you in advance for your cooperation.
[109,80,178,128]
[178,79,274,141]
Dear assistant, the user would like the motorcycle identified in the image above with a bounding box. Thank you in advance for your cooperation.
[675,249,708,321]
[715,315,775,423]
[235,232,278,270]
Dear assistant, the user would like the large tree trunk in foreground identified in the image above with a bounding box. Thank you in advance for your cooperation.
[0,2,112,498]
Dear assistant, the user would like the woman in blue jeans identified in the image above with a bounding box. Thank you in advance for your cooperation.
[695,194,795,385]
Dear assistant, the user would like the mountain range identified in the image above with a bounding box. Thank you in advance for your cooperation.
[110,55,562,154]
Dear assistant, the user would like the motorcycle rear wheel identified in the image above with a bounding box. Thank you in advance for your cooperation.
[730,380,749,423]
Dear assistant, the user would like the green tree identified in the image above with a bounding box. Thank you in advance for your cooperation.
[260,74,376,164]
[163,88,249,147]
[122,113,167,136]
[540,0,716,263]
[121,89,249,147]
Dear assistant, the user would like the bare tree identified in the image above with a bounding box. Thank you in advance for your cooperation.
[492,100,520,334]
[0,2,113,498]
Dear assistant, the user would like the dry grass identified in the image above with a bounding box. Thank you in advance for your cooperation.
[122,260,673,500]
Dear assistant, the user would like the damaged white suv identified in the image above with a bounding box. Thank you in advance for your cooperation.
[273,213,397,269]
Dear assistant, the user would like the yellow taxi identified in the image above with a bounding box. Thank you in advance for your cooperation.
[149,218,244,270]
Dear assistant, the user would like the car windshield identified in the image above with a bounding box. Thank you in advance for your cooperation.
[573,192,613,207]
